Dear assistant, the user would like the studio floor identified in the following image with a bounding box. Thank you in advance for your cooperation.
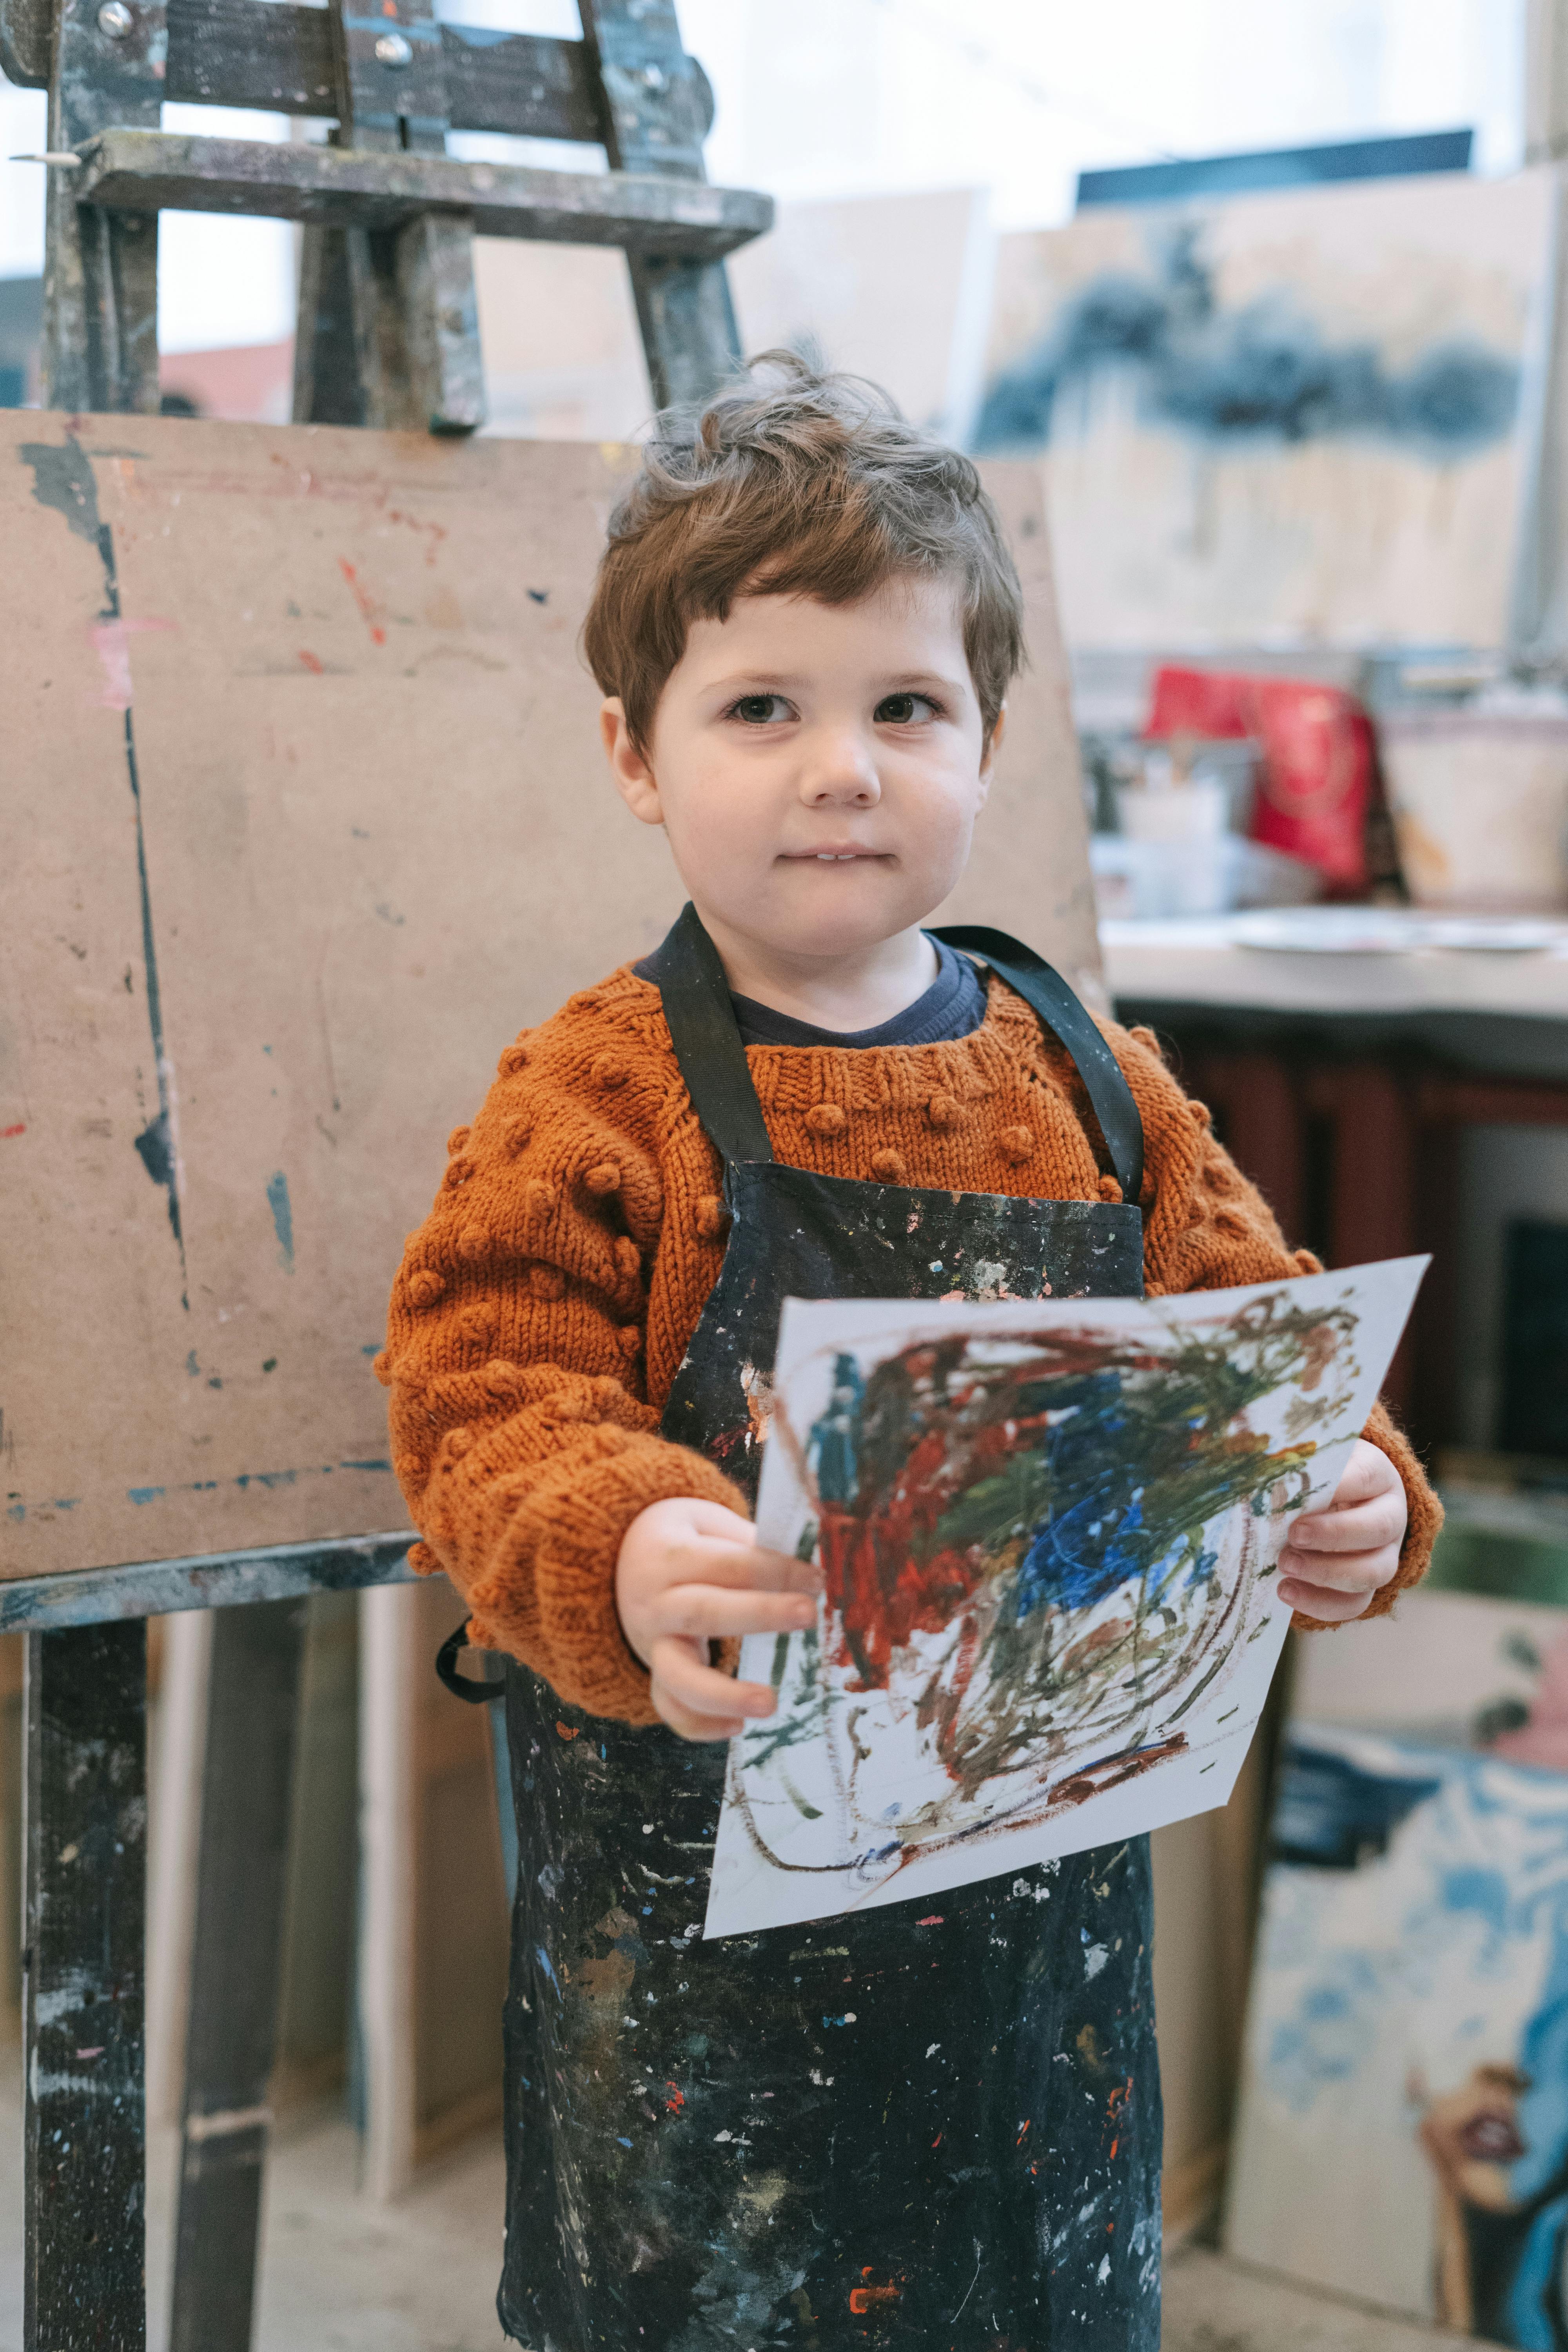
[0,2048,1482,2351]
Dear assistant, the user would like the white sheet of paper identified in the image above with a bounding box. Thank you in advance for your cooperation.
[704,1257,1427,1938]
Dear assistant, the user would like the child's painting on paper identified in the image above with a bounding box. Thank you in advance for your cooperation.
[704,1258,1425,1938]
[1228,1588,1568,2346]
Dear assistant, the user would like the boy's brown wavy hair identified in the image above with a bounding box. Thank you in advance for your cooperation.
[581,350,1026,752]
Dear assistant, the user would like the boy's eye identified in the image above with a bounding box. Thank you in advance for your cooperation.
[875,692,938,724]
[730,694,792,725]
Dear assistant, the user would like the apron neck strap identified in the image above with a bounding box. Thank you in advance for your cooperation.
[642,904,775,1167]
[929,926,1144,1207]
[644,906,1145,1207]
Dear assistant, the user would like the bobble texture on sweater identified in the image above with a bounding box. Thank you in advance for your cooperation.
[386,964,1442,1725]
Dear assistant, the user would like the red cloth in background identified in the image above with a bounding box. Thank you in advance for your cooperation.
[1145,665,1377,895]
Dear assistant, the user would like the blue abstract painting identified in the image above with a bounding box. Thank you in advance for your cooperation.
[1229,1594,1568,2346]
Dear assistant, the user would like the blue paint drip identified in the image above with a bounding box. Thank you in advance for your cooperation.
[266,1170,294,1270]
[20,441,190,1300]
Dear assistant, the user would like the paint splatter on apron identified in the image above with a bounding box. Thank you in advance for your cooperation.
[497,911,1161,2350]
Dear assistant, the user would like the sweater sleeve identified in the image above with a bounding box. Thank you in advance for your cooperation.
[381,1028,744,1725]
[1110,1021,1442,1628]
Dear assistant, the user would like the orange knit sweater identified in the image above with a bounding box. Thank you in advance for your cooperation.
[382,962,1441,1725]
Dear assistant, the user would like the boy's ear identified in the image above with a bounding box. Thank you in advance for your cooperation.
[601,697,663,826]
[976,702,1007,802]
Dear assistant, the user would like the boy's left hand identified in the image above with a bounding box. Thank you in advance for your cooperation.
[1276,1437,1407,1623]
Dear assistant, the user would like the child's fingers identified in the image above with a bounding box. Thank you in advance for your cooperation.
[650,1633,777,1722]
[1278,1535,1400,1595]
[1277,1572,1386,1622]
[1326,1438,1401,1509]
[654,1583,819,1642]
[677,1539,824,1596]
[1289,1490,1406,1555]
[651,1682,744,1743]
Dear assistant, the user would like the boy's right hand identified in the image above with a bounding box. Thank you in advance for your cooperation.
[615,1496,823,1742]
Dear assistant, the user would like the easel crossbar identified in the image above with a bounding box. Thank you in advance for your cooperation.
[69,130,770,250]
[0,1533,419,1632]
[3,2,615,142]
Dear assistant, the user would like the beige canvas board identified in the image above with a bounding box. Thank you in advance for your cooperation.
[0,411,1095,1579]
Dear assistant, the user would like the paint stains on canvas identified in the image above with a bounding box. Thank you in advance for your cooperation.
[265,1170,294,1271]
[337,556,387,646]
[19,437,187,1296]
[88,615,173,711]
[707,1261,1426,1938]
[974,225,1519,458]
[804,1292,1339,1816]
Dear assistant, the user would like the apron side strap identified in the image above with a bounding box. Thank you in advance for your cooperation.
[436,1619,506,1704]
[931,925,1146,1209]
[644,903,775,1171]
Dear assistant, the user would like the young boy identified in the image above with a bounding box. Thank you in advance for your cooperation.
[384,356,1440,2350]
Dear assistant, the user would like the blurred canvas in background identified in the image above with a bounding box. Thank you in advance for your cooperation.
[1229,1588,1568,2343]
[976,167,1549,655]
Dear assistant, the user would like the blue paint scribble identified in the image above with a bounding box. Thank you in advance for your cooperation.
[809,1354,864,1505]
[128,1486,166,1504]
[266,1170,294,1271]
[974,223,1519,460]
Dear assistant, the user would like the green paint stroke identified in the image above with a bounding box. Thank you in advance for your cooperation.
[814,1289,1357,1802]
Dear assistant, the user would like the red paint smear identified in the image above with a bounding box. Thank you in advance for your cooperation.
[298,649,324,675]
[387,506,449,566]
[1,1123,24,1139]
[663,2081,684,2112]
[849,2272,900,2314]
[916,1915,944,1926]
[338,557,387,646]
[555,1721,579,1740]
[931,2132,942,2149]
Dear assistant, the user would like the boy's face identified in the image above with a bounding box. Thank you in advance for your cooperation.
[602,576,1000,969]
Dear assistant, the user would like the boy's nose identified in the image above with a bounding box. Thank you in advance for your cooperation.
[799,729,881,804]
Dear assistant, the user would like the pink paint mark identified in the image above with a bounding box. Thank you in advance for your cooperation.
[338,557,387,645]
[916,1915,944,1926]
[298,649,324,674]
[1,1123,24,1140]
[89,616,174,710]
[74,2046,105,2060]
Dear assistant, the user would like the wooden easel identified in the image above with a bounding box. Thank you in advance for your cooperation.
[0,6,768,2343]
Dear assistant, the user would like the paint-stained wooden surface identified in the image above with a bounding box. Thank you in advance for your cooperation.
[0,410,1096,1579]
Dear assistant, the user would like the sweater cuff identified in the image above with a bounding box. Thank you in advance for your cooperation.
[468,1428,748,1726]
[1290,1396,1444,1634]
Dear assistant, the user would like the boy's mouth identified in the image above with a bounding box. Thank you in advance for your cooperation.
[780,849,891,863]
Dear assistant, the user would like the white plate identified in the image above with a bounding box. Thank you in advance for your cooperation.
[1231,909,1566,955]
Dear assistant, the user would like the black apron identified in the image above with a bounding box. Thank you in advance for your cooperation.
[494,910,1160,2351]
